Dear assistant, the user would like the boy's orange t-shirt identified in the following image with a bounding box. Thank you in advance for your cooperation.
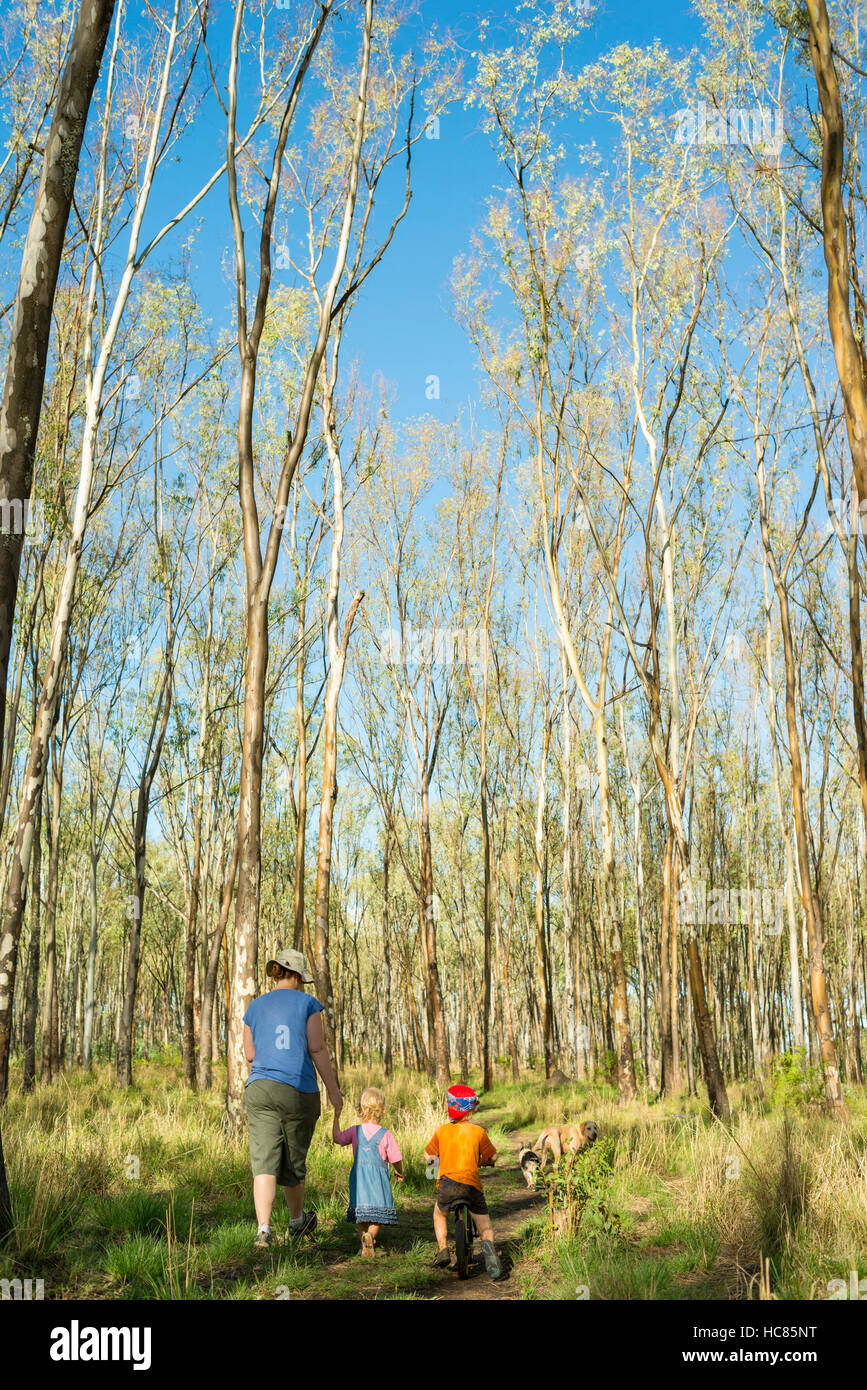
[425,1121,496,1191]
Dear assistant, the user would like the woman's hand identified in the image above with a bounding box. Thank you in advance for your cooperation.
[332,1089,343,1116]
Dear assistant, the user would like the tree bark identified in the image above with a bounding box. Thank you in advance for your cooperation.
[804,0,867,531]
[198,835,239,1090]
[117,652,172,1087]
[20,779,42,1092]
[0,0,117,776]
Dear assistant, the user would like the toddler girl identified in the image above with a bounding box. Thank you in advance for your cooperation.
[333,1086,403,1255]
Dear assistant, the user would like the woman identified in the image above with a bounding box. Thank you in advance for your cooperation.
[243,947,341,1248]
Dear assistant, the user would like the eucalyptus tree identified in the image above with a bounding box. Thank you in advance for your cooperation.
[0,0,232,1105]
[0,0,118,795]
[462,5,643,1095]
[352,421,466,1083]
[223,0,449,1121]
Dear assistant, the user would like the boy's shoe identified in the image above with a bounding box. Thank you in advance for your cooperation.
[290,1210,318,1238]
[254,1228,272,1249]
[481,1239,502,1280]
[433,1246,452,1269]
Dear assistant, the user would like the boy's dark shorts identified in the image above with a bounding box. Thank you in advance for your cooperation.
[435,1176,489,1216]
[245,1079,321,1186]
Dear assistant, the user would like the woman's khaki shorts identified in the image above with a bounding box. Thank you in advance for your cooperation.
[245,1079,321,1185]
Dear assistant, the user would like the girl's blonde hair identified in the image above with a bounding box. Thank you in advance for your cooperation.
[359,1086,386,1123]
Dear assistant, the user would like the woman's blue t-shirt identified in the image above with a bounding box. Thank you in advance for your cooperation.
[243,989,324,1092]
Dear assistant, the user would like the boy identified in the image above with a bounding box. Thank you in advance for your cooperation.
[424,1083,502,1280]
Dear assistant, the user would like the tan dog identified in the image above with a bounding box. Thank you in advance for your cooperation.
[534,1120,598,1162]
[518,1120,598,1186]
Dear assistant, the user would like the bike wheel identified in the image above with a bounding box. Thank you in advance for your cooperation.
[454,1206,469,1279]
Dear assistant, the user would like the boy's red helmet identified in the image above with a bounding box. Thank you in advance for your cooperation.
[447,1083,477,1119]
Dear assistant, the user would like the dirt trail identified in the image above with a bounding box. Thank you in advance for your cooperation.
[303,1123,547,1301]
[428,1133,546,1300]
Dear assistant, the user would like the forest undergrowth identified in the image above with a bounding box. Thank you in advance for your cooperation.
[2,1063,866,1301]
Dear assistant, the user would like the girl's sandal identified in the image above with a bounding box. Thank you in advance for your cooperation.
[361,1233,375,1257]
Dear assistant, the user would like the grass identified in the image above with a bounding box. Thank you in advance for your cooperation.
[1,1060,866,1299]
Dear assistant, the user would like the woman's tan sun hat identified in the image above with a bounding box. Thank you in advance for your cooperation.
[266,947,315,984]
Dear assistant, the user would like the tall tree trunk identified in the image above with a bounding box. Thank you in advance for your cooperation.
[595,705,636,1101]
[0,0,117,775]
[312,357,364,1057]
[420,771,449,1084]
[775,581,845,1116]
[652,708,730,1120]
[382,827,393,1076]
[199,835,239,1090]
[313,585,364,1057]
[21,781,42,1092]
[117,654,172,1087]
[0,0,185,1103]
[225,0,369,1128]
[293,592,307,950]
[40,735,65,1082]
[81,840,99,1073]
[804,0,867,530]
[479,731,493,1091]
[659,832,675,1093]
[182,655,209,1091]
[534,718,553,1077]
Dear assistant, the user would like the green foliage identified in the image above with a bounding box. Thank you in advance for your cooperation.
[769,1048,825,1113]
[536,1137,623,1241]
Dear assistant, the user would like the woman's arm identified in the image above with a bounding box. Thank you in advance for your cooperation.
[243,1023,255,1064]
[307,1010,342,1109]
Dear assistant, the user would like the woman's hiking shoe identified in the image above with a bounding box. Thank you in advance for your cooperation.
[433,1246,451,1269]
[254,1228,272,1249]
[481,1240,502,1280]
[290,1210,317,1238]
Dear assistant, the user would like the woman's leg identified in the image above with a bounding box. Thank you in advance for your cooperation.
[280,1087,320,1222]
[247,1082,284,1230]
[281,1183,304,1219]
[253,1175,277,1227]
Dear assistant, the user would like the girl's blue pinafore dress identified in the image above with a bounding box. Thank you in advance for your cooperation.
[346,1125,397,1225]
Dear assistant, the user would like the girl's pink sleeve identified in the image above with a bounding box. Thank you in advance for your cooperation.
[334,1126,356,1148]
[380,1130,402,1163]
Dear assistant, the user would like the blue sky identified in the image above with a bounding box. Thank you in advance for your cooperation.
[157,0,709,428]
